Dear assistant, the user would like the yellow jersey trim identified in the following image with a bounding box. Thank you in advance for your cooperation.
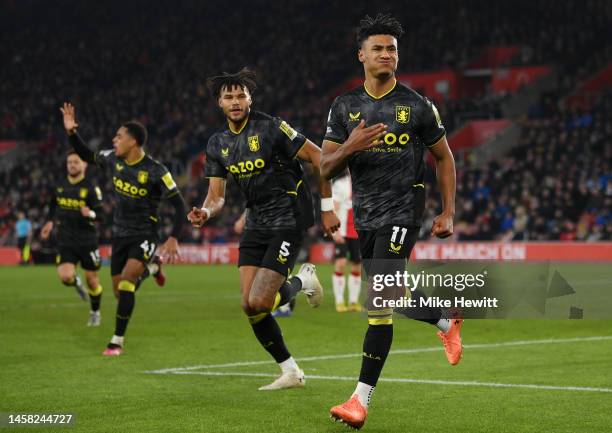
[228,116,249,135]
[427,133,447,148]
[364,79,397,100]
[126,152,145,166]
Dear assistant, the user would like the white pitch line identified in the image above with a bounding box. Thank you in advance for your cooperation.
[145,335,612,374]
[168,371,612,393]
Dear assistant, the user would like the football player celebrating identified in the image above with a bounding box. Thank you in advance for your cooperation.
[189,68,340,390]
[61,103,186,356]
[41,150,104,326]
[321,14,461,429]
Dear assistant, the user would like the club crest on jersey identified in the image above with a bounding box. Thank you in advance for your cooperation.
[137,171,149,184]
[349,112,361,121]
[248,135,260,152]
[396,106,410,124]
[79,188,88,198]
[221,147,229,157]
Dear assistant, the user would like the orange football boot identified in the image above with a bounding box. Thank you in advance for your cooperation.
[437,318,464,365]
[330,395,367,430]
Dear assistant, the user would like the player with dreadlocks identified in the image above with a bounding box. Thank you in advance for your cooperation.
[189,68,341,390]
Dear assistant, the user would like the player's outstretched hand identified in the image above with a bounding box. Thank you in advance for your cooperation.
[345,120,387,153]
[431,213,454,239]
[187,207,208,228]
[40,221,53,240]
[158,236,181,264]
[60,102,79,133]
[321,210,341,238]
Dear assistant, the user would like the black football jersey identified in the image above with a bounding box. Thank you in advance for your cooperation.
[94,151,178,238]
[205,111,315,232]
[324,81,446,230]
[52,176,102,246]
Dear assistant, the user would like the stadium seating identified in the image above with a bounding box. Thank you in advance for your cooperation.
[0,0,609,249]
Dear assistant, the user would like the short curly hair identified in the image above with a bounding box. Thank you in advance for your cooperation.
[121,120,148,147]
[356,13,404,47]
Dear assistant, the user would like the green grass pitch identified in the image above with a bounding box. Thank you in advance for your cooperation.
[1,264,611,433]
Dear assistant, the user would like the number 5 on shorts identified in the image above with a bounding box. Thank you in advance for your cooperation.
[277,241,291,264]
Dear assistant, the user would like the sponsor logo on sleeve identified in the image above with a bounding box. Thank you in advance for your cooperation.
[279,121,298,140]
[161,172,177,190]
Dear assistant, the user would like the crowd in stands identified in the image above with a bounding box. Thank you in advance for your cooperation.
[423,91,611,241]
[1,0,610,248]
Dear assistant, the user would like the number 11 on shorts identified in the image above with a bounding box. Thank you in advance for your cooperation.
[391,226,407,244]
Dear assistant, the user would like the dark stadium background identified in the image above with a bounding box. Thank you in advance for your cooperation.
[1,3,612,433]
[0,0,610,263]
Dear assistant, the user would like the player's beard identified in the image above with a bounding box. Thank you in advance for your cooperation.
[228,108,249,124]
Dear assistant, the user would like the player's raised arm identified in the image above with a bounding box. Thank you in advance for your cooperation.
[188,177,226,228]
[60,102,96,163]
[428,135,456,238]
[296,140,340,237]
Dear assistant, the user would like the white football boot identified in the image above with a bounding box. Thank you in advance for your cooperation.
[258,369,305,391]
[87,310,101,327]
[296,263,323,307]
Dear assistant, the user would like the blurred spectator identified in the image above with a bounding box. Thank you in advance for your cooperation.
[15,211,32,264]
